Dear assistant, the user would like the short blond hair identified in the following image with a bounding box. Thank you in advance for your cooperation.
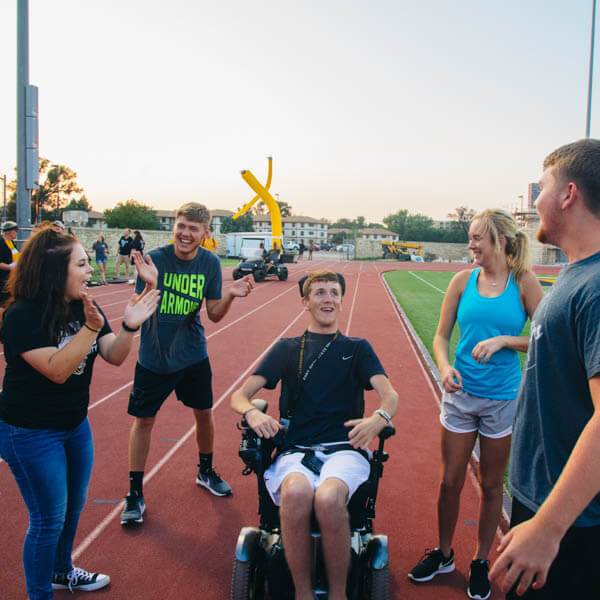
[175,202,211,224]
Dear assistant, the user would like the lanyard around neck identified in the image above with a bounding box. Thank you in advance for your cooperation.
[297,330,340,384]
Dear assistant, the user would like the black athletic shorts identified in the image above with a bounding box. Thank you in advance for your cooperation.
[127,359,213,418]
[506,497,600,599]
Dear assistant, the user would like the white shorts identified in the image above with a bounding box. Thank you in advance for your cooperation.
[264,448,370,507]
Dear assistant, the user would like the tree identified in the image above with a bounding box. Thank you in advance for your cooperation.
[447,206,476,241]
[63,195,92,212]
[6,157,84,221]
[383,209,409,238]
[103,199,160,230]
[276,201,292,217]
[220,213,254,234]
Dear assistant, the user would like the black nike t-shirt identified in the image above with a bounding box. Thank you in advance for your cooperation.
[254,332,386,447]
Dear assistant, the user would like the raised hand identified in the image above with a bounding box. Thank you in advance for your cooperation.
[131,251,158,288]
[230,274,254,298]
[81,292,105,332]
[123,289,161,329]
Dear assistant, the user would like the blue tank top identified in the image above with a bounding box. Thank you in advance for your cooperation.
[454,268,526,400]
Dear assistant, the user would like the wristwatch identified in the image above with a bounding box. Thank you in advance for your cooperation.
[374,408,392,424]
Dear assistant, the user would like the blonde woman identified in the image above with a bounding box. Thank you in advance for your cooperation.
[409,209,543,600]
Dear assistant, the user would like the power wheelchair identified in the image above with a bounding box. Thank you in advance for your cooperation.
[231,400,395,600]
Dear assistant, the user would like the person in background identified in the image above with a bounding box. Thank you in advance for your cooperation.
[0,225,159,600]
[200,228,218,253]
[308,240,314,260]
[91,234,109,285]
[116,228,133,280]
[409,209,543,600]
[130,231,145,283]
[298,240,305,260]
[0,221,20,310]
[490,139,600,598]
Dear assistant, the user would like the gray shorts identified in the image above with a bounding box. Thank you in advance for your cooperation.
[440,389,514,438]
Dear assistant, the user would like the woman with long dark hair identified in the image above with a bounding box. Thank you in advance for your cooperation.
[0,226,159,599]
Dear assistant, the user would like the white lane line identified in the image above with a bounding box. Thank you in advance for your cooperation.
[72,308,306,561]
[88,382,133,410]
[344,262,362,336]
[408,271,445,294]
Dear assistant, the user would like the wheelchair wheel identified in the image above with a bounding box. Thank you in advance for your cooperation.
[367,564,389,600]
[231,557,264,600]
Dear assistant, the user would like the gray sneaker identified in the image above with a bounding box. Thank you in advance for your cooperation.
[196,466,232,496]
[120,492,145,525]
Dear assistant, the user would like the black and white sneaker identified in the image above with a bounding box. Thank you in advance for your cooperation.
[467,559,491,599]
[120,492,145,525]
[408,547,455,582]
[52,567,110,591]
[196,466,232,496]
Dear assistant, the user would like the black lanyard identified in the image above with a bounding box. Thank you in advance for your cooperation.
[285,330,340,419]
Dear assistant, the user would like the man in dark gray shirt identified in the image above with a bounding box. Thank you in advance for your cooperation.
[490,139,600,598]
[120,203,253,526]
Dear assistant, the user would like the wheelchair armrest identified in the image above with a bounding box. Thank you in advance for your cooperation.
[378,424,395,440]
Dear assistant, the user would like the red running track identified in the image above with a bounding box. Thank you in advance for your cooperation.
[0,258,559,599]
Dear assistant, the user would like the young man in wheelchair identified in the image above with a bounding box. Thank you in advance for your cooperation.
[231,270,398,600]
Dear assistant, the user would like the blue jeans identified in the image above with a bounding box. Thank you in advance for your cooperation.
[0,417,94,600]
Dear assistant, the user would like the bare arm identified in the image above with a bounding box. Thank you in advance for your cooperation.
[20,294,104,384]
[433,270,469,392]
[346,373,399,450]
[231,374,282,438]
[131,251,158,301]
[206,275,253,323]
[97,290,160,365]
[490,374,600,595]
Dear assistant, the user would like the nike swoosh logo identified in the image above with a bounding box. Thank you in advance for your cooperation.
[342,355,353,360]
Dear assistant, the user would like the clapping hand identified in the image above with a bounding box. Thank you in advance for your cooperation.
[131,251,158,289]
[81,292,105,332]
[123,289,161,329]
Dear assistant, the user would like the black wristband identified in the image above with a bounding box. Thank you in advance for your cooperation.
[122,321,140,333]
[83,322,100,333]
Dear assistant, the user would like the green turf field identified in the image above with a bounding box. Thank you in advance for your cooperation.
[383,269,533,369]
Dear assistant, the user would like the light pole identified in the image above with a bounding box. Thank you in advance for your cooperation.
[51,164,60,220]
[586,0,597,137]
[1,174,6,222]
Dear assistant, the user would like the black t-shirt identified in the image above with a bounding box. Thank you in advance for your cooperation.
[254,332,386,447]
[0,238,13,289]
[0,300,112,429]
[132,238,145,253]
[118,236,133,255]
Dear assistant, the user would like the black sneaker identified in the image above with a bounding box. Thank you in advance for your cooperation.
[408,547,455,582]
[52,567,110,591]
[196,465,232,496]
[120,492,145,525]
[468,559,491,599]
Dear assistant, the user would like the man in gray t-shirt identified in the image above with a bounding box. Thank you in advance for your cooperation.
[490,139,600,598]
[120,203,253,526]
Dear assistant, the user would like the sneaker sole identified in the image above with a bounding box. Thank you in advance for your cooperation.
[408,562,455,582]
[467,587,491,600]
[52,576,111,591]
[195,477,232,497]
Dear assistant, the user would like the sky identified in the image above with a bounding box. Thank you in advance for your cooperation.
[0,1,598,223]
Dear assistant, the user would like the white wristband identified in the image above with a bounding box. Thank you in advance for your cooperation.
[374,409,391,424]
